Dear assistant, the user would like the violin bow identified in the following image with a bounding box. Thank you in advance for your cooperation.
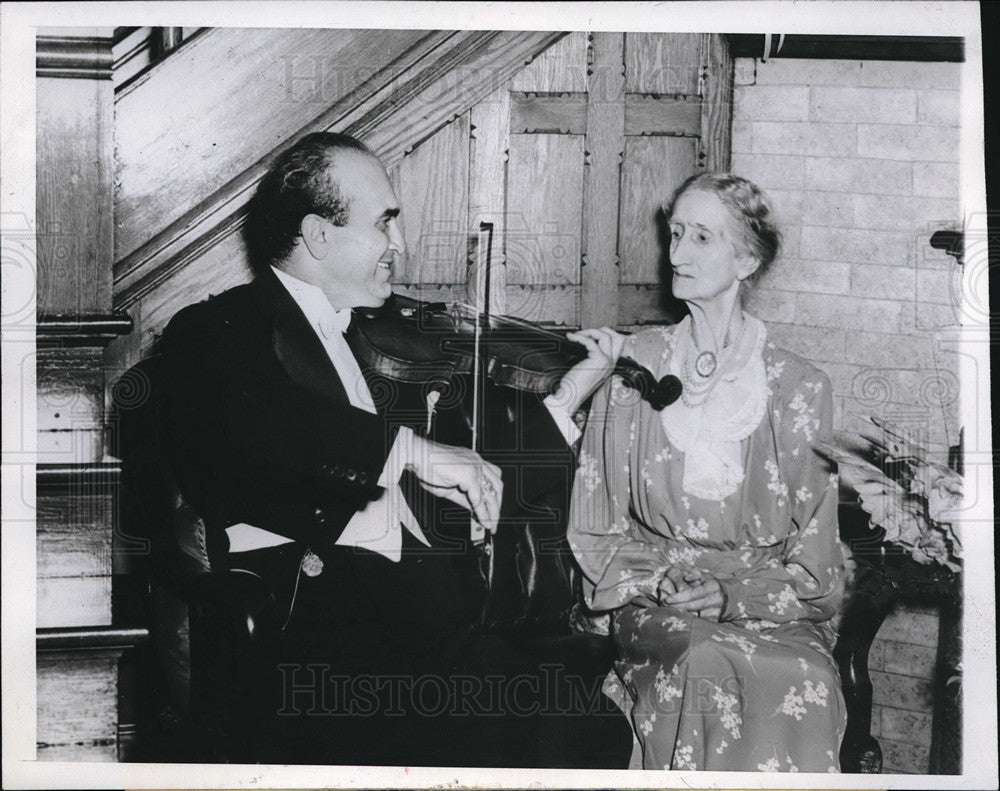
[470,221,494,546]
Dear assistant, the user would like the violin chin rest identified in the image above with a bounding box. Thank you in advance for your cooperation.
[650,375,683,411]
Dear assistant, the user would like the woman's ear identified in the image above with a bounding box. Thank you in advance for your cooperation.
[736,250,761,283]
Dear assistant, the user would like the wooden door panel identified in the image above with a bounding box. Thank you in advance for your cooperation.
[506,134,584,286]
[511,31,588,93]
[625,32,703,95]
[392,113,470,285]
[504,284,579,326]
[619,136,698,284]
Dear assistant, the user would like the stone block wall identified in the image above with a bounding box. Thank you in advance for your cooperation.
[730,56,965,774]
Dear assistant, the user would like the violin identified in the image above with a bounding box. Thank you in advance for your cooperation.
[346,294,682,411]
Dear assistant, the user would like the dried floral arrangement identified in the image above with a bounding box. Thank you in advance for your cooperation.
[817,416,963,573]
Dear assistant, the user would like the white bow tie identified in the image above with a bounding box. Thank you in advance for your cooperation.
[318,309,351,339]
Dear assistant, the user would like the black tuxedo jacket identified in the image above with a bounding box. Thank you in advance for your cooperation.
[158,271,574,587]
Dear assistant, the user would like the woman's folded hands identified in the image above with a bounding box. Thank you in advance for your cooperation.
[658,563,724,620]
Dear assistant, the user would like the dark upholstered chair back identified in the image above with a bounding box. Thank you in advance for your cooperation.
[114,355,280,733]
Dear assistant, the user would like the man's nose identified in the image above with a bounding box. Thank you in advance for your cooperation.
[387,218,406,256]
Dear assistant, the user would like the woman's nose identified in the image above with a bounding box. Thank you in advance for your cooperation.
[670,236,687,265]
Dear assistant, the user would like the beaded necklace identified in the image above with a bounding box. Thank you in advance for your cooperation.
[678,315,753,408]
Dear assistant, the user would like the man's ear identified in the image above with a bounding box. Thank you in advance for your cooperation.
[299,214,329,260]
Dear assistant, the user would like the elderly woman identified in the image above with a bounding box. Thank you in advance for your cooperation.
[562,173,846,772]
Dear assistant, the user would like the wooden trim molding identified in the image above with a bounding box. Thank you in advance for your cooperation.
[113,29,565,311]
[37,36,114,80]
[36,462,121,493]
[37,314,134,347]
[701,33,734,172]
[626,94,702,138]
[510,92,705,138]
[114,27,206,94]
[580,33,625,329]
[510,92,588,135]
[725,34,964,63]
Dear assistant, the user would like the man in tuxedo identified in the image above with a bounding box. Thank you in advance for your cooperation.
[157,131,627,765]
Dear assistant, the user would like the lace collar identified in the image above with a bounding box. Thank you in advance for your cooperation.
[659,314,768,501]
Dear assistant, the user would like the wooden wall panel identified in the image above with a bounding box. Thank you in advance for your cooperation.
[392,114,470,284]
[37,653,118,753]
[506,134,584,286]
[469,86,511,315]
[37,349,105,433]
[37,495,113,579]
[112,31,563,313]
[357,31,562,167]
[504,284,579,326]
[619,136,697,284]
[618,284,682,326]
[37,576,112,628]
[510,31,587,92]
[36,77,113,315]
[37,430,105,466]
[383,285,577,326]
[625,33,702,95]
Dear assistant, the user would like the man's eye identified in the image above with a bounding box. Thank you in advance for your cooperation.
[697,233,709,243]
[671,228,682,240]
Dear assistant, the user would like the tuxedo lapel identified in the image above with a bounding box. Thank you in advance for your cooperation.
[251,272,350,404]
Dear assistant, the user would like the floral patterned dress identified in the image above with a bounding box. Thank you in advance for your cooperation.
[568,321,847,772]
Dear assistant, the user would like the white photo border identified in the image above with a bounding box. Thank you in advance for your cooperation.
[2,2,994,789]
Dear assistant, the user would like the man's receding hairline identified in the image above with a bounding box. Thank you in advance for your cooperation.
[323,146,383,179]
[313,147,384,226]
